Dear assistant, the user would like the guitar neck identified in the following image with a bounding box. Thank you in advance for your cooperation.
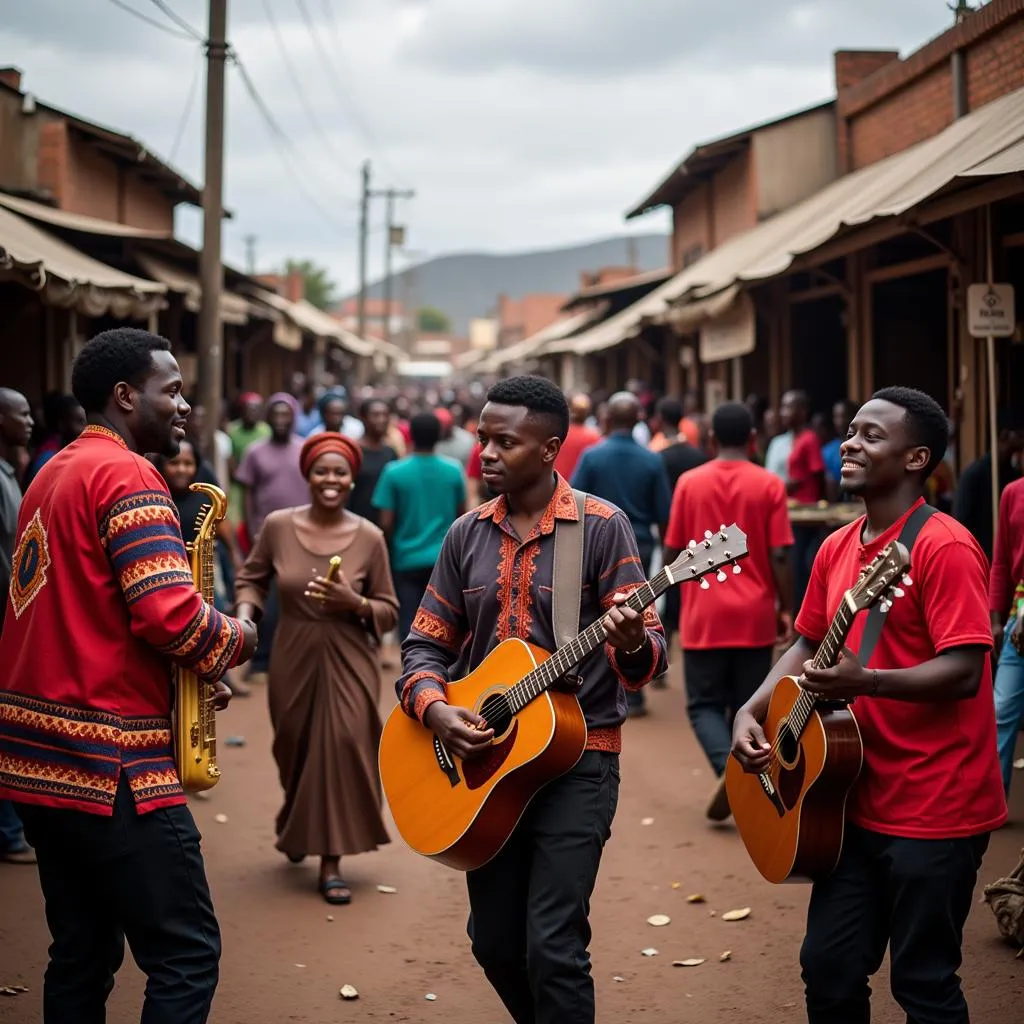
[503,570,671,714]
[810,601,856,672]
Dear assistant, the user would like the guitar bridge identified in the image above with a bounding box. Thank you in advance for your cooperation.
[758,771,786,818]
[433,735,461,788]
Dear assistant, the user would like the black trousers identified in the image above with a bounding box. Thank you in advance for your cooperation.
[393,566,435,643]
[466,751,619,1024]
[801,824,990,1024]
[16,775,220,1024]
[683,646,774,775]
[792,524,824,614]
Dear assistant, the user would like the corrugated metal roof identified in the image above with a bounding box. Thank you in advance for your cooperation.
[0,203,165,319]
[558,84,1024,359]
[251,288,376,357]
[135,253,254,326]
[0,192,172,238]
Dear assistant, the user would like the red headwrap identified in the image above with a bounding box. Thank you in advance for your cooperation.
[300,432,362,478]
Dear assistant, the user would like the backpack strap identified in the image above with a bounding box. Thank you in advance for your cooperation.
[857,503,936,666]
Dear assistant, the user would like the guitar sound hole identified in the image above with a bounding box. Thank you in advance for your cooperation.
[480,692,513,736]
[777,722,799,765]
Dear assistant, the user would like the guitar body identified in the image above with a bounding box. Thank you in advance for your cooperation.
[379,638,588,871]
[725,675,864,884]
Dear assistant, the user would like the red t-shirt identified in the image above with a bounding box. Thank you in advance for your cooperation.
[989,476,1024,616]
[787,428,824,503]
[467,441,482,480]
[665,460,793,649]
[555,424,602,480]
[795,499,1007,839]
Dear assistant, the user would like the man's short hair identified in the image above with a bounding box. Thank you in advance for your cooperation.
[486,376,570,442]
[71,329,172,414]
[711,402,753,448]
[871,386,949,478]
[360,397,389,420]
[657,397,684,429]
[410,411,441,449]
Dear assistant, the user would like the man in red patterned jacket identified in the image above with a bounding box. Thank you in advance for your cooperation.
[0,328,257,1024]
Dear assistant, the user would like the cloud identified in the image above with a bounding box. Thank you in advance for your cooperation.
[0,0,953,304]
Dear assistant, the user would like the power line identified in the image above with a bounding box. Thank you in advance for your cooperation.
[168,44,204,163]
[229,51,357,234]
[298,0,408,186]
[144,0,203,40]
[106,0,196,40]
[258,0,358,174]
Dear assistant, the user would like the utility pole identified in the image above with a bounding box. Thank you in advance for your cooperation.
[197,0,228,455]
[244,233,257,274]
[357,160,370,341]
[374,186,415,345]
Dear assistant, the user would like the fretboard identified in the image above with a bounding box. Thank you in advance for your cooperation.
[790,599,857,736]
[502,570,672,714]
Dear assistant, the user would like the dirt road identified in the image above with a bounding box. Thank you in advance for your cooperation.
[2,656,1022,1023]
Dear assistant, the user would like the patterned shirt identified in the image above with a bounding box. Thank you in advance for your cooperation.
[397,474,668,752]
[0,426,247,816]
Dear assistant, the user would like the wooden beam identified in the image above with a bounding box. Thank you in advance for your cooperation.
[846,252,863,401]
[787,283,844,304]
[1003,231,1024,249]
[865,253,951,284]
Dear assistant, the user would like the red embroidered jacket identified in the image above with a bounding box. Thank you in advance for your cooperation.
[0,426,247,815]
[396,474,668,753]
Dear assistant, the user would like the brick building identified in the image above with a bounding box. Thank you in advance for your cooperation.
[520,0,1024,468]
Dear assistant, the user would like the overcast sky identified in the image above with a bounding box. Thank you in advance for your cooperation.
[1,0,959,294]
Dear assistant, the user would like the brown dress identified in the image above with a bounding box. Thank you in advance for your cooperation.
[235,508,399,858]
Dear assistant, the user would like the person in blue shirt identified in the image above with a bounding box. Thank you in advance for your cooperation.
[372,412,467,641]
[571,391,672,716]
[822,400,856,502]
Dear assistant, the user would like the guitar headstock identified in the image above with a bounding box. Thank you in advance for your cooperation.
[848,541,912,614]
[665,524,749,591]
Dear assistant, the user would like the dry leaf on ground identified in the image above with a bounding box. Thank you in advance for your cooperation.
[672,959,706,967]
[671,882,681,889]
[640,948,659,957]
[686,893,705,903]
[0,986,28,997]
[613,975,625,983]
[425,993,437,1001]
[647,914,671,927]
[722,907,751,922]
[376,885,398,894]
[214,813,228,824]
[339,985,358,1000]
[719,951,732,962]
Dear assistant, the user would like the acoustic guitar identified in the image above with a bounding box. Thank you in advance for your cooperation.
[725,541,911,884]
[380,525,748,871]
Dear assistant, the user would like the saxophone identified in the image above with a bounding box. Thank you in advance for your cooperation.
[173,481,228,792]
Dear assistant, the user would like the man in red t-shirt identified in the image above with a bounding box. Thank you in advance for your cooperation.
[732,386,1005,1024]
[783,389,825,611]
[554,393,602,480]
[664,403,793,820]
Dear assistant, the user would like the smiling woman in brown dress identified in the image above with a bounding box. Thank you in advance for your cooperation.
[235,433,399,904]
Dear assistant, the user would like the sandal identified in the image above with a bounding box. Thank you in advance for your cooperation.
[319,875,352,905]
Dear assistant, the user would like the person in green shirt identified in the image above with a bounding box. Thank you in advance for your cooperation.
[372,412,467,640]
[227,392,271,534]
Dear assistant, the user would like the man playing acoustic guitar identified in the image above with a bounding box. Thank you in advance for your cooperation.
[732,386,1006,1024]
[397,375,667,1024]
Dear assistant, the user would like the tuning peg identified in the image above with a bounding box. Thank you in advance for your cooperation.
[733,563,742,575]
[892,587,905,599]
[719,524,727,531]
[700,578,710,590]
[688,539,697,550]
[716,569,727,583]
[902,575,913,586]
[880,599,891,613]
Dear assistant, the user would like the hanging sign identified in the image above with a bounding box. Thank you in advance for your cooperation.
[967,283,1015,338]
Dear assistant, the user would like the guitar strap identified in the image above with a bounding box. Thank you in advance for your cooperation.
[552,489,587,690]
[856,502,936,666]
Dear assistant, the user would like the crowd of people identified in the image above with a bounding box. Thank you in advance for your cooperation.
[0,328,1021,1023]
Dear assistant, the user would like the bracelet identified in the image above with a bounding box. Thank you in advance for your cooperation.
[358,596,370,617]
[870,669,880,697]
[622,635,649,656]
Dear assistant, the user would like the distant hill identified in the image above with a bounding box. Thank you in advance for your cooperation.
[354,234,670,335]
